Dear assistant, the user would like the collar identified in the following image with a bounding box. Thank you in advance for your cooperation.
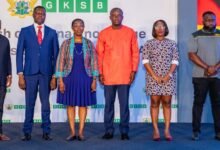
[202,28,216,34]
[34,23,45,29]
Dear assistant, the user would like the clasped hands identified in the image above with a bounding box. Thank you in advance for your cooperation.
[204,66,217,77]
[152,74,170,84]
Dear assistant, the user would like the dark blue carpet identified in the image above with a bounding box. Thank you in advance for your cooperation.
[0,123,219,150]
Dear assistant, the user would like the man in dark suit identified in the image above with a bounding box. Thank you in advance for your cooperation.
[0,34,12,141]
[16,6,59,141]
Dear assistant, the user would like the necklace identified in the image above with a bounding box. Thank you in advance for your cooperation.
[74,46,83,55]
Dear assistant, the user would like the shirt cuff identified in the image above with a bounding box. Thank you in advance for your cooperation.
[171,60,179,65]
[142,59,149,64]
[18,72,23,75]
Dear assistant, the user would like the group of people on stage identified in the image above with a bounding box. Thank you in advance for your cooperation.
[0,6,220,142]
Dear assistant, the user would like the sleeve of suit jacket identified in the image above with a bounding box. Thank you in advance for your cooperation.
[16,28,25,74]
[52,30,59,75]
[7,39,12,76]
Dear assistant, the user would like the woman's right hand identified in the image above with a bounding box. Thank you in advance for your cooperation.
[59,80,65,94]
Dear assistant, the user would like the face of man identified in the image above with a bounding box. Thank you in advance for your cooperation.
[72,20,84,36]
[33,8,46,25]
[110,9,123,28]
[203,14,216,32]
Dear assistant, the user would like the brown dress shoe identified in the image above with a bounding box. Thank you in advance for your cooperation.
[0,134,10,141]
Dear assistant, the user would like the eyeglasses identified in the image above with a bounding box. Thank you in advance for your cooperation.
[154,25,165,29]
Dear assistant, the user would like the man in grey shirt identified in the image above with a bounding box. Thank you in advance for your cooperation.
[188,11,220,141]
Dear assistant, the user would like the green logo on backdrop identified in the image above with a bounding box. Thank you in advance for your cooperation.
[129,104,147,108]
[42,0,108,13]
[3,120,11,123]
[59,0,74,12]
[158,118,165,123]
[34,119,42,123]
[76,0,91,12]
[91,104,105,109]
[14,105,26,109]
[93,0,107,12]
[114,118,120,123]
[53,104,66,109]
[42,0,57,12]
[143,118,165,123]
[172,104,178,108]
[6,88,11,93]
[91,104,147,109]
[75,119,90,123]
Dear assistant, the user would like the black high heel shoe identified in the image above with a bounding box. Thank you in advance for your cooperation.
[66,135,77,141]
[77,135,85,141]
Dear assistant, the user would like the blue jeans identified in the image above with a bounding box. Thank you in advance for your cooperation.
[104,85,130,134]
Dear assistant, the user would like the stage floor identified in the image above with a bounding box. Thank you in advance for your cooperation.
[0,123,219,150]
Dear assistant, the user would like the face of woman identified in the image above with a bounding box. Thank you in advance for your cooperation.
[154,21,166,38]
[72,20,84,37]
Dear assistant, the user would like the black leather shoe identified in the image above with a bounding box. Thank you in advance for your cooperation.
[42,133,52,141]
[215,133,220,141]
[121,133,129,140]
[66,135,77,141]
[192,132,199,141]
[102,133,113,139]
[21,133,31,141]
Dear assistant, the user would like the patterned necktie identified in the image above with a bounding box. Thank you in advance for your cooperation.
[37,25,42,44]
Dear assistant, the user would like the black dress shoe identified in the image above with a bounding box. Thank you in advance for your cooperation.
[21,133,31,141]
[121,133,129,140]
[66,135,77,141]
[42,133,52,141]
[192,132,199,141]
[102,133,113,139]
[215,133,220,141]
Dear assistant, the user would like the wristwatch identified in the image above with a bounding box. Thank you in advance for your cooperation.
[168,73,173,78]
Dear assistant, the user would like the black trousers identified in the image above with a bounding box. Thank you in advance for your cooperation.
[192,78,220,134]
[0,76,6,134]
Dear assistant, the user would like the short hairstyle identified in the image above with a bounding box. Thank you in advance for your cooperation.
[110,7,123,15]
[152,19,169,38]
[33,6,46,13]
[71,18,85,27]
[202,11,216,18]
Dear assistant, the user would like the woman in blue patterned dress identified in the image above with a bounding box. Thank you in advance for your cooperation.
[56,18,98,141]
[142,20,179,141]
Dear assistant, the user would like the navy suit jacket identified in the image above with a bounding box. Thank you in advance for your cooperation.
[16,25,59,76]
[0,34,12,77]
